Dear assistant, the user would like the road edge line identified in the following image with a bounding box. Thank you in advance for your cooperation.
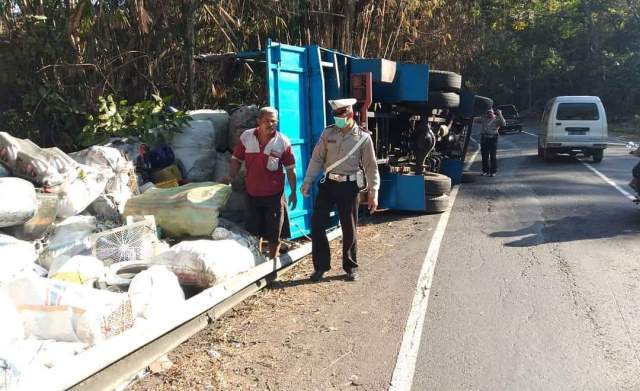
[580,160,636,200]
[388,188,461,390]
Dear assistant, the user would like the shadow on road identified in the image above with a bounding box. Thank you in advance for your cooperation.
[268,274,348,290]
[491,211,640,247]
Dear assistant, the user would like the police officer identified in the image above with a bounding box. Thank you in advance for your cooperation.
[301,98,380,282]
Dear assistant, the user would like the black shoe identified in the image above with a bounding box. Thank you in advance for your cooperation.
[346,270,359,282]
[310,270,325,282]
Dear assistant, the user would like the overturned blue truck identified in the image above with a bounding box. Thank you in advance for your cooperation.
[199,40,476,238]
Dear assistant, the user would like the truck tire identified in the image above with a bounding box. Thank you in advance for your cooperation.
[543,147,554,162]
[424,172,451,195]
[473,96,493,117]
[537,144,544,158]
[428,91,460,109]
[429,70,462,92]
[425,194,449,213]
[593,149,603,163]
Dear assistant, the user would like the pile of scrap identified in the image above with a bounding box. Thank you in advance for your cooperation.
[0,106,268,389]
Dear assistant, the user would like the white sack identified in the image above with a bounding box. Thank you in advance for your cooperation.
[56,166,110,218]
[148,239,259,288]
[171,120,218,181]
[0,292,24,346]
[128,265,185,320]
[70,145,134,207]
[187,109,230,151]
[0,132,79,187]
[0,177,37,228]
[0,234,38,286]
[48,255,105,286]
[2,276,134,345]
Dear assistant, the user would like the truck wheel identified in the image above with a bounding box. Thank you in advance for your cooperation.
[428,70,462,92]
[543,148,554,162]
[424,173,451,195]
[537,145,544,158]
[428,91,460,109]
[425,194,450,213]
[473,96,493,117]
[593,149,603,163]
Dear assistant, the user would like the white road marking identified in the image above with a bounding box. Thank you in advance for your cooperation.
[579,160,636,201]
[520,130,635,200]
[389,186,460,391]
[522,130,537,138]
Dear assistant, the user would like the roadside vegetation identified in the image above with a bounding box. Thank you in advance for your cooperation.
[1,0,638,150]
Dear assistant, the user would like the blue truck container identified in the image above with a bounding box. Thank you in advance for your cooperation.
[249,40,475,238]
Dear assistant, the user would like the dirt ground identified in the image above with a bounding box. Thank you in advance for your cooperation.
[129,209,436,390]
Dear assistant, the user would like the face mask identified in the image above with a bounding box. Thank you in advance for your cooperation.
[334,116,349,128]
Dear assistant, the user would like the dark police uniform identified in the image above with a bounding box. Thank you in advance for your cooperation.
[303,124,380,273]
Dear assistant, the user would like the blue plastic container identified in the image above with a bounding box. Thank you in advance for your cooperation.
[441,158,464,185]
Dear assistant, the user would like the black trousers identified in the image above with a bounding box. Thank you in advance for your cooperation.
[311,179,359,273]
[481,136,498,174]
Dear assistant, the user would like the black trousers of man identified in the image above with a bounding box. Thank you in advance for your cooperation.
[311,179,359,273]
[481,135,498,174]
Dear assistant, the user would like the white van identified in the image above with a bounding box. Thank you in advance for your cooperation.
[538,96,608,162]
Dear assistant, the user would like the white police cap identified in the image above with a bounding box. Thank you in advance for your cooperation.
[328,98,357,111]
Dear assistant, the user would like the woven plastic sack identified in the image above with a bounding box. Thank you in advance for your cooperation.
[148,239,258,287]
[128,265,185,319]
[123,182,232,237]
[0,234,38,286]
[39,215,97,271]
[0,177,37,228]
[48,255,106,286]
[188,109,230,151]
[2,276,133,345]
[56,166,110,218]
[171,120,218,181]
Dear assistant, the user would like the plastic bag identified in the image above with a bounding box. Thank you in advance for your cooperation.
[123,182,232,237]
[0,177,37,228]
[0,132,79,187]
[48,255,105,286]
[0,234,38,286]
[39,215,97,271]
[171,120,218,181]
[148,239,259,288]
[2,276,134,345]
[128,265,185,319]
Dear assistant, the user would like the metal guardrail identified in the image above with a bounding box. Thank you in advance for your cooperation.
[39,229,342,391]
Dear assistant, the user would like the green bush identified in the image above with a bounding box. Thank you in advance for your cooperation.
[80,95,191,146]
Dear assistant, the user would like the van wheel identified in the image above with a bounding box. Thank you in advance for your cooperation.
[543,148,554,162]
[593,149,603,163]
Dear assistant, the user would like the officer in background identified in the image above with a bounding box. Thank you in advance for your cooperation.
[301,98,380,282]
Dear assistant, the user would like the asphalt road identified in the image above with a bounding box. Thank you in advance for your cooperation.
[412,127,640,390]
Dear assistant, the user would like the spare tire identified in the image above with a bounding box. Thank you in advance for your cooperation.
[429,70,462,92]
[424,173,451,195]
[428,91,460,109]
[425,194,450,213]
[473,96,493,117]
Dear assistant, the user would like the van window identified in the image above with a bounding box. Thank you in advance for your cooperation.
[556,103,599,121]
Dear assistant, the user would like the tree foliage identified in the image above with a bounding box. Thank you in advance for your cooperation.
[0,0,638,150]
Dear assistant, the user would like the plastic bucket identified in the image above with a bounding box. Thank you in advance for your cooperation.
[440,158,464,185]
